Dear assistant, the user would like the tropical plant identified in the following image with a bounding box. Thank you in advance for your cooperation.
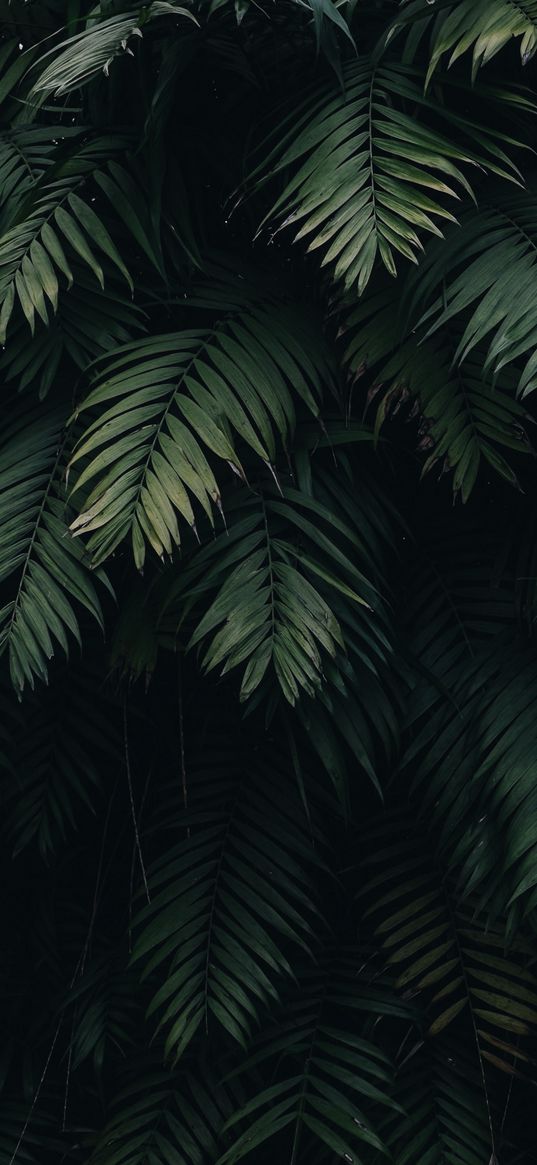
[3,1,537,1162]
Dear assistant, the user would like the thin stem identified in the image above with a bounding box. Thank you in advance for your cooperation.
[123,698,150,904]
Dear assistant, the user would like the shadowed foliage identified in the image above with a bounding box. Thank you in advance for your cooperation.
[2,2,537,1163]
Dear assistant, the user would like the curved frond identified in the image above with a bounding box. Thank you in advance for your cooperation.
[68,296,331,569]
[168,486,379,705]
[0,133,134,343]
[387,0,537,83]
[384,1037,495,1165]
[88,1066,236,1165]
[247,60,521,294]
[2,666,117,858]
[406,190,537,398]
[0,267,145,399]
[132,749,320,1061]
[0,405,109,693]
[405,645,537,922]
[363,816,537,1056]
[217,949,406,1165]
[343,283,530,499]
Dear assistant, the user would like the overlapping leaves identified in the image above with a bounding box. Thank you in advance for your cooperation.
[0,133,135,343]
[343,282,530,499]
[68,293,332,569]
[89,1066,238,1165]
[132,750,320,1061]
[387,0,537,83]
[405,190,537,398]
[218,949,407,1165]
[0,405,109,693]
[163,485,379,705]
[363,817,537,1059]
[247,59,521,294]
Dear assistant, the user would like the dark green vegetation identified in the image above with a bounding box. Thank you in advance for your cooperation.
[3,0,537,1161]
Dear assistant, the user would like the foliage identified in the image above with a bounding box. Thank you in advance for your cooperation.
[2,2,537,1164]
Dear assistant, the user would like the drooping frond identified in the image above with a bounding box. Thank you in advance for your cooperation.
[0,405,109,692]
[363,816,537,1055]
[342,282,531,499]
[386,0,537,84]
[383,1037,495,1165]
[132,748,320,1061]
[217,948,408,1165]
[0,133,135,343]
[0,267,145,400]
[405,189,537,398]
[2,665,118,859]
[63,951,140,1075]
[404,644,537,923]
[89,1065,237,1165]
[68,292,332,569]
[164,485,378,705]
[246,60,522,294]
[27,5,198,100]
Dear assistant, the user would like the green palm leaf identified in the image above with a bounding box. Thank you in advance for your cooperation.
[406,189,537,398]
[0,405,109,693]
[0,133,135,343]
[217,949,407,1165]
[88,1066,237,1165]
[383,1037,495,1165]
[132,748,320,1061]
[246,60,521,294]
[27,6,198,101]
[168,486,377,705]
[363,816,537,1055]
[387,0,537,84]
[0,266,145,400]
[343,282,530,499]
[2,665,117,858]
[68,295,331,569]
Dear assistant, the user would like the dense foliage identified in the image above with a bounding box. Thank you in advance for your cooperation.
[3,0,537,1161]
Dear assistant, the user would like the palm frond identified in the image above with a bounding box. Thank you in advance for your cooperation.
[68,293,332,569]
[27,5,198,101]
[405,189,537,398]
[88,1065,237,1165]
[2,665,117,858]
[0,405,109,692]
[363,815,537,1057]
[0,266,145,399]
[0,133,135,343]
[64,952,139,1076]
[132,747,320,1061]
[343,282,531,499]
[386,0,537,83]
[167,485,379,705]
[246,60,522,294]
[217,948,407,1165]
[384,1037,495,1165]
[405,644,537,923]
